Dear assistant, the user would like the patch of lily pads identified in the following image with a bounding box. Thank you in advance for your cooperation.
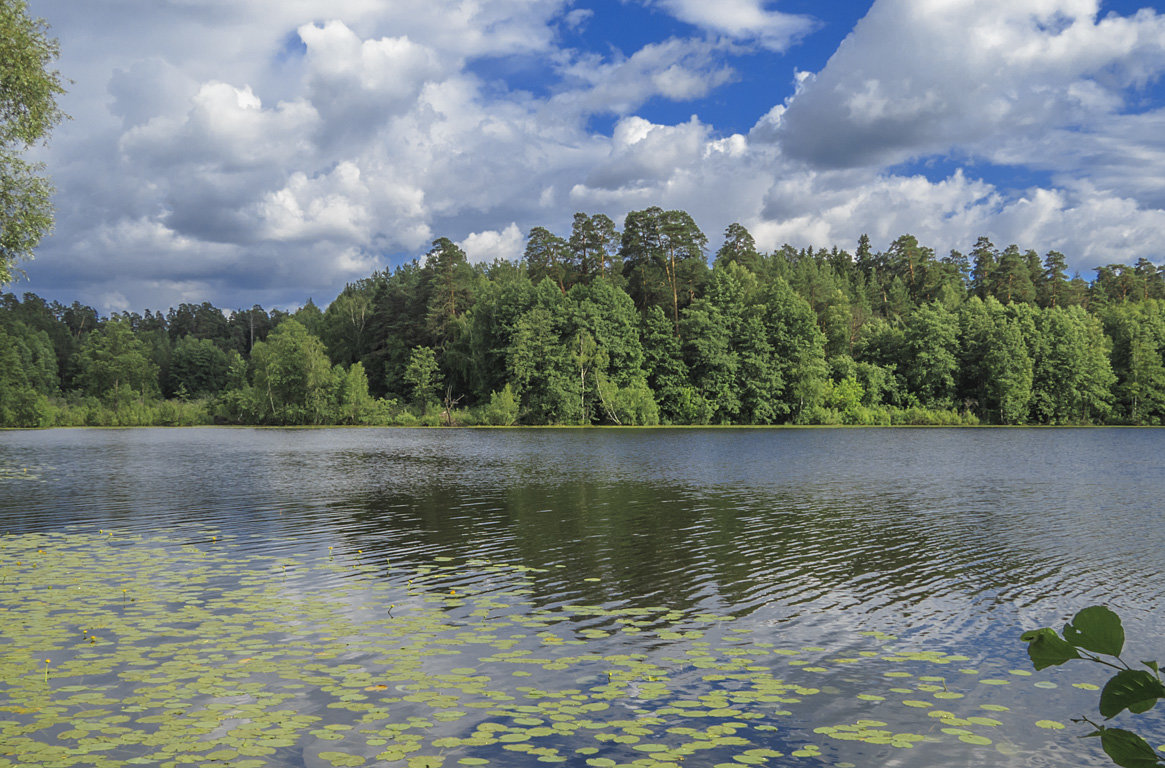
[0,464,44,482]
[0,531,1079,767]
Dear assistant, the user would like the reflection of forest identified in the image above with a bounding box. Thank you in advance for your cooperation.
[335,473,1039,623]
[5,427,1164,649]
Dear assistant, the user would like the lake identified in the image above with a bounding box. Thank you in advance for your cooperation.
[2,427,1163,768]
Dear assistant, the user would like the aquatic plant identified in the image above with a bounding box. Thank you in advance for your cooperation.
[0,530,1077,767]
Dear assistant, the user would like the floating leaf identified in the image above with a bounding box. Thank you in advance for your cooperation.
[966,716,1002,727]
[319,751,367,767]
[958,734,992,746]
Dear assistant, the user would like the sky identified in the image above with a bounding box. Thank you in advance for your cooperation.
[15,0,1165,313]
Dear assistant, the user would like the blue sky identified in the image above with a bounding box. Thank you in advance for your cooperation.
[17,0,1165,312]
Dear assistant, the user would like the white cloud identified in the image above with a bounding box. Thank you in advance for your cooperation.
[20,0,1165,313]
[583,116,712,190]
[551,38,735,117]
[299,20,446,144]
[649,0,817,51]
[776,0,1165,179]
[459,223,525,263]
[256,162,372,242]
[562,9,594,30]
[121,82,319,171]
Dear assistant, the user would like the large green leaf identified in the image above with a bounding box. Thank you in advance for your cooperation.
[1064,606,1125,657]
[1100,728,1162,768]
[1021,628,1081,670]
[1099,670,1165,719]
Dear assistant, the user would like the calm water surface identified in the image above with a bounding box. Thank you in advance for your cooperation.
[2,427,1163,767]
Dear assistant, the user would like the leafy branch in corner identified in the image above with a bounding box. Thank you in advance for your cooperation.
[1022,606,1165,768]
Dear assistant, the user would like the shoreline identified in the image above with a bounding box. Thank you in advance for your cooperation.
[4,423,1161,431]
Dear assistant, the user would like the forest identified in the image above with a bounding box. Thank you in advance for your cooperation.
[2,208,1165,428]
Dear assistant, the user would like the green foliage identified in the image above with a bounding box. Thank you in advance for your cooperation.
[169,336,233,398]
[3,216,1165,428]
[1099,728,1162,768]
[622,206,708,333]
[293,298,324,336]
[1022,606,1164,768]
[1064,606,1126,657]
[247,318,337,424]
[77,319,160,404]
[1020,627,1081,670]
[422,237,475,348]
[1103,301,1165,424]
[761,278,828,422]
[46,395,211,427]
[525,225,571,291]
[959,298,1033,423]
[1030,306,1116,423]
[0,0,66,284]
[904,301,958,408]
[0,325,53,426]
[403,346,441,408]
[482,383,520,426]
[507,300,577,424]
[335,362,383,425]
[1100,671,1165,719]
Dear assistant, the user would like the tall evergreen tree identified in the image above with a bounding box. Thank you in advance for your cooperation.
[524,226,572,292]
[714,223,761,273]
[987,245,1036,304]
[969,236,998,299]
[568,213,620,281]
[422,237,475,348]
[621,207,708,334]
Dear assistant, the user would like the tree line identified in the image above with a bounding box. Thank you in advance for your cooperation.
[3,208,1165,428]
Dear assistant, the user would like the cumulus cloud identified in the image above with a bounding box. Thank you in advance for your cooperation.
[298,21,445,146]
[989,108,1165,208]
[20,0,1165,312]
[121,82,319,171]
[583,116,712,190]
[776,0,1165,176]
[459,223,525,263]
[256,162,372,243]
[768,0,1165,237]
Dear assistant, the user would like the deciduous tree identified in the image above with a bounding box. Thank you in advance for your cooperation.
[0,0,65,283]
